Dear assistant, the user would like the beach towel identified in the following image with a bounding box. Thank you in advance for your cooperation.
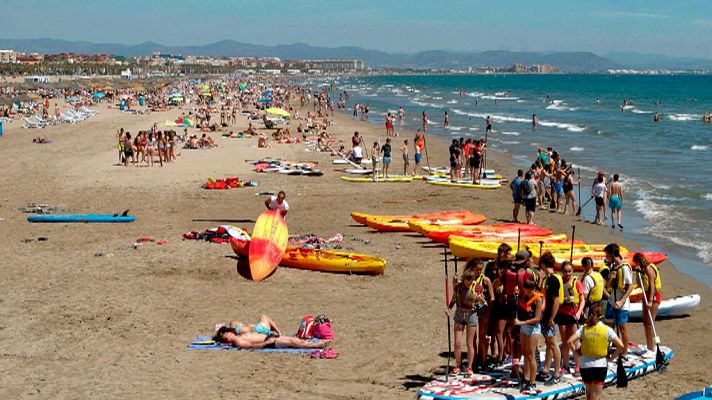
[187,336,320,353]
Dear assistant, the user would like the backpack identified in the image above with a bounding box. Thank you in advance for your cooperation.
[297,316,315,339]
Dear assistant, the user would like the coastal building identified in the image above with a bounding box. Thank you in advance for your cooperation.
[24,76,51,83]
[0,50,17,63]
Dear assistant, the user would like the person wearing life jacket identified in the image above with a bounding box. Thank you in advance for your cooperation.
[460,258,495,371]
[446,269,483,375]
[510,249,537,378]
[567,303,623,400]
[582,257,607,314]
[603,243,634,357]
[491,260,518,369]
[555,261,585,376]
[633,252,662,352]
[538,252,562,385]
[514,278,544,395]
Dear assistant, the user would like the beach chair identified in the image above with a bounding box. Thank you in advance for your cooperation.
[23,116,44,129]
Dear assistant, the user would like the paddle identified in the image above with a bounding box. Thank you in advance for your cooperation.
[576,196,594,216]
[569,225,576,262]
[424,135,431,171]
[444,245,452,381]
[577,167,581,213]
[635,269,666,371]
[516,228,521,252]
[612,279,629,388]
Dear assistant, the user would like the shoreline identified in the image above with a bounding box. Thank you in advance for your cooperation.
[0,82,709,399]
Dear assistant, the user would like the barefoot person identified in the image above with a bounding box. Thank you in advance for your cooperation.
[401,139,410,175]
[381,138,392,178]
[447,269,483,375]
[510,169,524,223]
[592,175,607,225]
[522,172,537,224]
[566,303,624,400]
[556,261,585,375]
[608,174,624,230]
[604,243,634,356]
[514,278,543,394]
[539,252,562,385]
[632,252,662,353]
[413,130,424,175]
[213,327,327,349]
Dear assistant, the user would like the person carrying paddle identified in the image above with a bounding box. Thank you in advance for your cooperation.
[603,243,634,357]
[566,303,624,400]
[265,191,289,217]
[632,252,662,353]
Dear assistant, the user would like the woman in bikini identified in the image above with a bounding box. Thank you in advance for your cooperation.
[213,315,326,350]
[145,132,156,167]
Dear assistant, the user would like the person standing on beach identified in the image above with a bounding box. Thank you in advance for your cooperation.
[486,115,493,134]
[603,243,633,357]
[371,141,379,179]
[592,175,607,225]
[608,174,624,230]
[449,140,462,181]
[401,139,410,175]
[422,111,428,132]
[381,138,392,179]
[444,111,449,127]
[522,172,537,224]
[538,252,562,385]
[510,169,524,223]
[532,114,538,129]
[398,107,405,125]
[413,130,425,175]
[364,103,370,121]
[265,191,289,218]
[351,131,361,148]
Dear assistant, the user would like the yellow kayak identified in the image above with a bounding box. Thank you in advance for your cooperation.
[281,247,387,275]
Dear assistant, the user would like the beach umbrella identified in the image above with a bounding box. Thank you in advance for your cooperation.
[91,92,105,98]
[265,107,290,118]
[258,97,274,103]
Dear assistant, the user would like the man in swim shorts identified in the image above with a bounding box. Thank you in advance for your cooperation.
[608,174,624,230]
[510,169,524,223]
[381,138,392,178]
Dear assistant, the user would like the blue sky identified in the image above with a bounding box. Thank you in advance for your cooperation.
[1,0,711,57]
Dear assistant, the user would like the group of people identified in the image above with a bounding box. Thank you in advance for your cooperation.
[448,137,487,182]
[447,243,663,398]
[117,127,180,167]
[346,129,428,177]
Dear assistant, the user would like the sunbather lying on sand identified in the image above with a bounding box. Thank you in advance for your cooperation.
[213,314,328,349]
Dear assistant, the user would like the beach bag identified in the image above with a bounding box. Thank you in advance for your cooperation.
[297,316,315,339]
[313,322,334,340]
[312,314,335,340]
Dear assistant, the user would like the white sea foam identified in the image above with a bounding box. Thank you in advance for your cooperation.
[433,96,443,100]
[631,108,652,114]
[569,146,585,152]
[501,140,521,144]
[546,100,579,111]
[453,109,467,115]
[668,113,700,121]
[704,193,712,201]
[481,95,520,101]
[501,131,520,136]
[447,99,458,104]
[538,121,586,132]
[691,145,709,151]
[448,126,464,131]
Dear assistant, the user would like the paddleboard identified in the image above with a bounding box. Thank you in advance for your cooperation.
[418,344,674,400]
[341,176,414,183]
[427,180,502,189]
[629,294,700,319]
[27,214,135,223]
[248,210,288,281]
[333,159,372,165]
[345,168,376,175]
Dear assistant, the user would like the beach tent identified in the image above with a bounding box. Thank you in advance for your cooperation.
[265,107,290,118]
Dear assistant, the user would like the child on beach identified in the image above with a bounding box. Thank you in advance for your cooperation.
[447,269,484,375]
[381,138,392,178]
[401,139,409,175]
[371,141,379,179]
[514,278,543,394]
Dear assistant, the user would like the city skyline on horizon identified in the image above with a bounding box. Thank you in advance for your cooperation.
[1,0,711,59]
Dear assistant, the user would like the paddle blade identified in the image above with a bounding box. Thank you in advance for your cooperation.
[575,207,582,216]
[616,356,628,388]
[656,345,666,371]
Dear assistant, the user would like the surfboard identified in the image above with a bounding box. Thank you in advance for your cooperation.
[27,214,136,223]
[248,210,289,281]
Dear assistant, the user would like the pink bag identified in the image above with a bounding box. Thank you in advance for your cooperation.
[312,322,335,340]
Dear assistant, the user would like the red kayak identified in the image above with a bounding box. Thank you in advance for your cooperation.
[427,225,554,244]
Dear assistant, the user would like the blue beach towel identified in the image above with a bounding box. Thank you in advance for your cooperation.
[187,336,319,353]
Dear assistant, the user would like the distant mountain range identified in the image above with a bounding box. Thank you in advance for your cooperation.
[1,38,711,72]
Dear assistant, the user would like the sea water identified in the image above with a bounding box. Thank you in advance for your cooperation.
[329,74,712,287]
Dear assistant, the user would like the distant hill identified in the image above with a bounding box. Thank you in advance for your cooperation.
[605,51,712,70]
[0,37,624,72]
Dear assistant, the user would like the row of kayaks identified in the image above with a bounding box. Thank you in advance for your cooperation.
[351,210,668,271]
[339,166,504,189]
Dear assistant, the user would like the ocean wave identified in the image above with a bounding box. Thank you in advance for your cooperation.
[631,108,652,114]
[546,100,579,111]
[691,145,709,151]
[668,113,701,121]
[447,99,458,104]
[704,193,712,201]
[501,140,521,144]
[501,131,520,136]
[468,127,480,131]
[453,109,467,115]
[448,126,464,131]
[569,146,585,152]
[538,121,586,132]
[466,92,485,97]
[481,95,520,101]
[433,96,443,100]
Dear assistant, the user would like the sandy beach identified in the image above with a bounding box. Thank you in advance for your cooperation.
[0,90,710,400]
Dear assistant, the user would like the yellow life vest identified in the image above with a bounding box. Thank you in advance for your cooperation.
[581,323,609,358]
[469,274,486,308]
[540,272,564,305]
[642,264,662,292]
[563,276,581,305]
[606,263,631,291]
[586,271,605,303]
